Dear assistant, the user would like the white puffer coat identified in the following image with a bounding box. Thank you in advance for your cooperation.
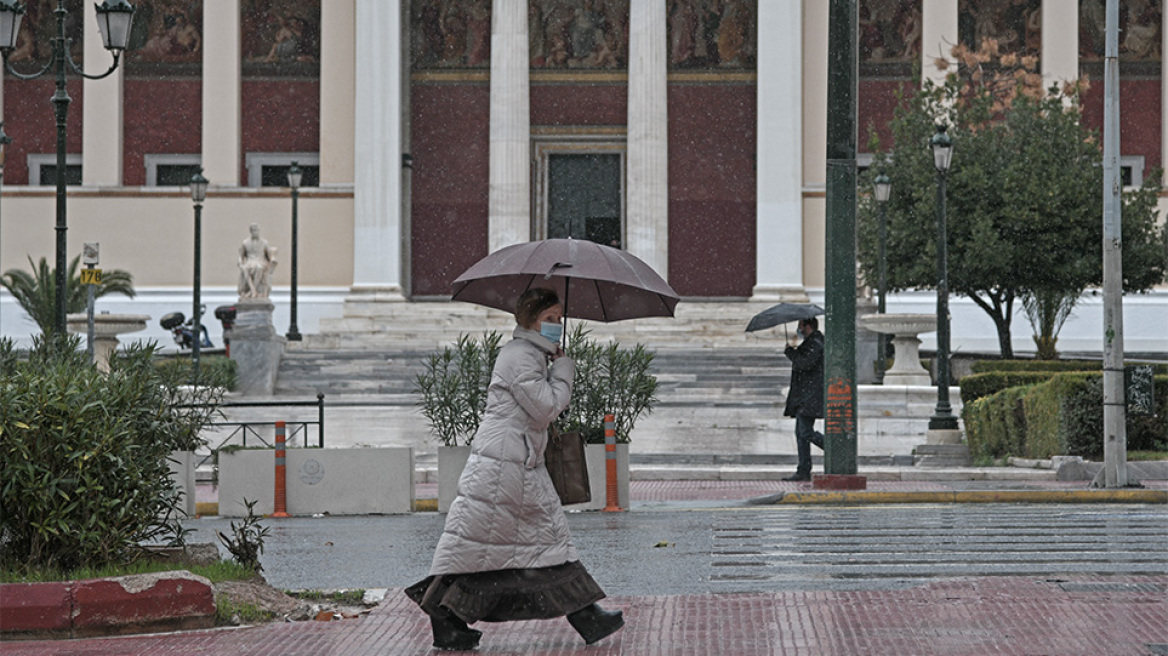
[429,326,578,575]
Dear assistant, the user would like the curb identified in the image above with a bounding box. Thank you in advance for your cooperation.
[0,571,216,641]
[770,489,1168,505]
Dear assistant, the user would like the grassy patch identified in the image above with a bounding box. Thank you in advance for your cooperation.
[1128,450,1168,462]
[1,558,257,584]
[289,588,366,605]
[216,597,277,625]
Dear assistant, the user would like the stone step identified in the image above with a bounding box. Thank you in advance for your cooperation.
[914,443,972,467]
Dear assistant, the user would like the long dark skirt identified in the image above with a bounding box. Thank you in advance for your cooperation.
[405,561,605,623]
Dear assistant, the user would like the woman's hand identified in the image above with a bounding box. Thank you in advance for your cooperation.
[549,347,565,361]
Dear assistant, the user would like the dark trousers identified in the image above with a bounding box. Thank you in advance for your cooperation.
[795,414,825,475]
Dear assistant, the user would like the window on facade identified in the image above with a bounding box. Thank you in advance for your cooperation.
[144,155,203,186]
[245,153,320,188]
[27,155,82,186]
[1120,156,1145,188]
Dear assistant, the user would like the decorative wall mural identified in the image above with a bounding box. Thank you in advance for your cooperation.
[242,0,321,76]
[412,0,492,69]
[126,0,203,69]
[530,0,628,69]
[1080,0,1161,61]
[860,0,921,63]
[8,0,83,66]
[666,0,755,70]
[959,0,1041,57]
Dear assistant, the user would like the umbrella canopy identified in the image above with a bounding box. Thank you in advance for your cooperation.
[451,238,679,322]
[745,302,825,333]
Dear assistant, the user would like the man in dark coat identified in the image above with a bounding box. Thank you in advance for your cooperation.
[782,318,825,481]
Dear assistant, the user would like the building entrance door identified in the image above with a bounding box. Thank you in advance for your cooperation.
[533,137,625,247]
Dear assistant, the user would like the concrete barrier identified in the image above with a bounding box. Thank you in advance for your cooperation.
[219,447,414,516]
[436,444,630,513]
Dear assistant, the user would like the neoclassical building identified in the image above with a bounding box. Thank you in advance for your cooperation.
[1,0,1165,352]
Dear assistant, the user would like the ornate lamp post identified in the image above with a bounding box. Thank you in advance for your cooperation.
[189,169,208,384]
[0,0,135,335]
[928,124,958,432]
[286,161,302,341]
[873,172,891,384]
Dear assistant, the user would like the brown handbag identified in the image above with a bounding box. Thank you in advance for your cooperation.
[545,425,591,505]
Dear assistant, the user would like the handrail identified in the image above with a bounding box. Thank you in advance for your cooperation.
[186,394,325,470]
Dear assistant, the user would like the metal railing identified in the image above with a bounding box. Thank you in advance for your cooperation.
[194,393,325,469]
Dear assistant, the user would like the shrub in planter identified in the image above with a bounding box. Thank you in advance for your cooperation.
[555,325,658,444]
[415,326,657,445]
[971,360,1103,374]
[0,335,226,572]
[414,332,503,446]
[964,385,1032,459]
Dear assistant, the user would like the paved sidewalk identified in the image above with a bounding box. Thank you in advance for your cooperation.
[4,576,1166,655]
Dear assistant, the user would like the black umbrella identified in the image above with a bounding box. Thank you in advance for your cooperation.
[745,303,825,339]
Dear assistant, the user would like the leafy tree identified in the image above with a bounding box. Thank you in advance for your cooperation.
[1,255,135,335]
[858,39,1168,358]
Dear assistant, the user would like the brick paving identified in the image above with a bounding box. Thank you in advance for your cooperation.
[3,576,1165,655]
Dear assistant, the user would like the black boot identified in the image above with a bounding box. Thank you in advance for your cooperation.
[567,603,625,645]
[430,611,482,651]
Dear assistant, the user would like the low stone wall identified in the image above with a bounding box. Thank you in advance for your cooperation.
[857,385,965,456]
[218,447,414,516]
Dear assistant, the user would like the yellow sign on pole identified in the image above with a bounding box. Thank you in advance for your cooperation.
[80,269,102,285]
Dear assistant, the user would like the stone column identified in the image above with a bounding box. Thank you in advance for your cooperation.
[626,0,668,278]
[801,0,828,288]
[351,0,404,299]
[488,0,531,253]
[202,0,241,186]
[320,0,356,186]
[754,0,807,301]
[1042,0,1079,89]
[921,0,959,88]
[82,2,122,186]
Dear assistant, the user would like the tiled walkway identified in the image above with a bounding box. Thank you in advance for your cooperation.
[4,576,1165,655]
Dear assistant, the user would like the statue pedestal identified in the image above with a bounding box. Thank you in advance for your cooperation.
[229,300,285,396]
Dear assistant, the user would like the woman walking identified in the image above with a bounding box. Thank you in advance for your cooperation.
[406,287,625,650]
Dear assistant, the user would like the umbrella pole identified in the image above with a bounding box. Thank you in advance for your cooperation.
[562,281,570,351]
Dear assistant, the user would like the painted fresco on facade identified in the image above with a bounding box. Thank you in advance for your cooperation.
[1080,0,1161,61]
[411,0,492,68]
[7,0,83,66]
[666,0,755,69]
[860,0,920,64]
[125,0,203,73]
[958,0,1041,57]
[241,0,321,76]
[529,0,628,69]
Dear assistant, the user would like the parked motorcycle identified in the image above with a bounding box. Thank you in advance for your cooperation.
[160,309,213,350]
[214,305,237,356]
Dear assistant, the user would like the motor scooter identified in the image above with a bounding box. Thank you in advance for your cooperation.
[160,308,213,350]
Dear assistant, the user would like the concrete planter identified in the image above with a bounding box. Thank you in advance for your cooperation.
[568,444,631,512]
[218,447,414,516]
[437,443,631,513]
[168,451,196,518]
[437,445,472,513]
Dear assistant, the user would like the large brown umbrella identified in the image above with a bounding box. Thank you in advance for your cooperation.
[451,238,679,322]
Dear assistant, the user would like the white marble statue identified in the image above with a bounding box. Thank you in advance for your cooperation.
[238,222,278,299]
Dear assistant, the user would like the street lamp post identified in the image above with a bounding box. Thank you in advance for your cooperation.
[929,124,958,432]
[0,0,135,335]
[873,173,891,384]
[189,169,208,384]
[286,161,302,341]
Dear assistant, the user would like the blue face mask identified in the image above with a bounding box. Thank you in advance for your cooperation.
[540,321,563,345]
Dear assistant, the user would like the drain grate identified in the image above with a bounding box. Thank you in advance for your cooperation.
[1059,582,1167,594]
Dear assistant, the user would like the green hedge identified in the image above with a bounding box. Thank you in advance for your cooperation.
[152,355,238,391]
[971,359,1168,375]
[964,372,1167,459]
[959,372,1055,406]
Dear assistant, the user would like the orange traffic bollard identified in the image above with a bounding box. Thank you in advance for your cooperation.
[271,421,290,517]
[602,414,622,512]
